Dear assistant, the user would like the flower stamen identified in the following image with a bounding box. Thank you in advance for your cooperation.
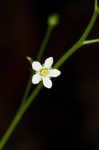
[40,69,48,76]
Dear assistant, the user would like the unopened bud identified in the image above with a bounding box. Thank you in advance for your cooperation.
[48,14,59,27]
[26,56,33,64]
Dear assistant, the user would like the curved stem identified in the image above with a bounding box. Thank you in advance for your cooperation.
[54,11,98,69]
[83,38,99,45]
[0,83,43,150]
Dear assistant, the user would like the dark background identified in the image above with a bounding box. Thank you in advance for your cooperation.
[0,0,99,150]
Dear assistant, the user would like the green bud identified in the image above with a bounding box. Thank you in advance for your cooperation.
[26,56,33,64]
[48,14,59,27]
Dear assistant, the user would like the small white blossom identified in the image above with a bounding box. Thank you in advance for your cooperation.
[32,57,61,89]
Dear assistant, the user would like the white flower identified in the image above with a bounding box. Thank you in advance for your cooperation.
[32,57,61,89]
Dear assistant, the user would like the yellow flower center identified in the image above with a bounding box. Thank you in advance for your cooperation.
[40,69,48,76]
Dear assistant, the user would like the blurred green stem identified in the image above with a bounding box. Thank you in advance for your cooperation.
[94,0,99,13]
[37,26,53,61]
[54,11,98,68]
[0,83,43,150]
[20,73,32,106]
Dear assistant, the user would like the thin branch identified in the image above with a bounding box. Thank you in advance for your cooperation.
[83,39,99,45]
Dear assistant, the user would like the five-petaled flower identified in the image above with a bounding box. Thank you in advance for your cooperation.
[32,57,61,89]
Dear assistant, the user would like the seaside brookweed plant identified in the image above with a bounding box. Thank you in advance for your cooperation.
[0,0,99,150]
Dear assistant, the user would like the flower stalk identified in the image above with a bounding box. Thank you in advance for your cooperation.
[83,38,99,45]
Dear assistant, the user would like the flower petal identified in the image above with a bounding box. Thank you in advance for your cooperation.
[42,77,52,89]
[32,73,41,84]
[48,69,61,77]
[44,57,53,69]
[32,61,42,71]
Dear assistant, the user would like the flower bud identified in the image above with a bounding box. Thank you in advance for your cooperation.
[26,56,33,64]
[48,14,59,27]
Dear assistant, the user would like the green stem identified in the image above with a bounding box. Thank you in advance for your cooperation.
[83,38,99,45]
[54,11,98,69]
[94,0,99,13]
[95,0,98,11]
[37,26,53,61]
[21,25,53,105]
[20,73,32,106]
[0,83,43,150]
